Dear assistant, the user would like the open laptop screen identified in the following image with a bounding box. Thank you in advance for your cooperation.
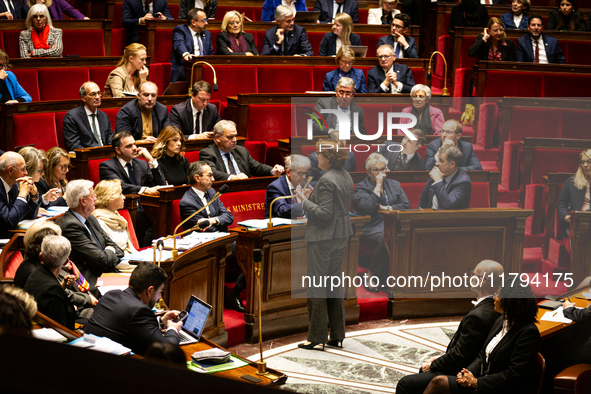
[182,295,212,341]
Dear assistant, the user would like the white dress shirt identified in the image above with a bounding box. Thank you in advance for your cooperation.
[84,106,103,145]
[513,14,523,28]
[485,319,510,362]
[2,176,27,204]
[191,186,211,216]
[117,156,158,194]
[531,36,548,64]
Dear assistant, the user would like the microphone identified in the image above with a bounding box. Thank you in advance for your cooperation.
[156,240,164,250]
[153,239,165,267]
[218,184,229,194]
[189,61,218,94]
[253,249,262,263]
[198,221,210,229]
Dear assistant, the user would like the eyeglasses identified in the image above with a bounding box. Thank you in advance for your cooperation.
[442,129,457,136]
[412,96,426,101]
[33,14,46,19]
[581,160,591,166]
[391,24,405,30]
[295,171,309,177]
[87,91,103,98]
[339,60,353,66]
[377,55,392,59]
[337,90,354,97]
[370,167,387,174]
[57,164,72,171]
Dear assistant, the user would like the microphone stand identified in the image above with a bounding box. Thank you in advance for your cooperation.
[188,61,218,95]
[426,51,449,96]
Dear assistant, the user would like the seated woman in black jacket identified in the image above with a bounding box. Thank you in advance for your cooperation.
[151,125,190,186]
[422,283,540,394]
[547,0,586,31]
[468,17,516,61]
[216,10,259,56]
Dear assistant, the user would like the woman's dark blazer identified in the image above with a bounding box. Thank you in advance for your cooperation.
[468,34,516,61]
[319,32,361,56]
[215,31,260,55]
[546,9,586,31]
[556,176,586,232]
[36,178,67,207]
[465,316,541,394]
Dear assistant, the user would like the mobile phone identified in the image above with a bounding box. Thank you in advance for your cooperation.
[172,310,188,323]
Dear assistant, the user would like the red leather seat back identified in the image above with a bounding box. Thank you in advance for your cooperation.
[257,66,313,93]
[307,32,324,56]
[10,69,40,101]
[118,209,139,250]
[215,6,255,21]
[3,251,23,279]
[38,68,90,101]
[220,189,266,228]
[172,199,181,233]
[210,30,220,53]
[114,3,123,28]
[101,108,119,131]
[459,36,477,69]
[313,66,335,91]
[13,113,58,151]
[149,63,171,96]
[111,28,127,56]
[360,33,383,55]
[55,111,68,150]
[244,141,267,164]
[358,9,368,24]
[246,104,292,141]
[203,65,258,102]
[482,71,543,97]
[88,158,110,185]
[359,104,393,138]
[62,30,105,56]
[3,30,21,58]
[184,151,200,163]
[561,110,591,139]
[469,182,490,208]
[400,183,424,209]
[543,74,591,97]
[508,108,558,142]
[153,29,174,64]
[169,4,179,19]
[531,149,580,185]
[90,67,114,91]
[256,31,266,54]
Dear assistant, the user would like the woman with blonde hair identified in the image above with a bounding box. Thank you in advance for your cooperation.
[557,149,591,235]
[28,0,88,20]
[468,17,516,61]
[367,0,400,25]
[323,46,367,93]
[319,13,360,57]
[19,4,63,58]
[104,43,149,98]
[216,10,259,56]
[93,179,138,255]
[18,146,59,208]
[35,146,69,207]
[151,125,190,186]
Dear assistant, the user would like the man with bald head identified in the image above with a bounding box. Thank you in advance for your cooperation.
[115,81,170,143]
[63,81,113,151]
[396,260,503,394]
[0,151,40,239]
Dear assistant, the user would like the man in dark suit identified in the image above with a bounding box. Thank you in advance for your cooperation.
[59,179,125,296]
[376,13,418,58]
[265,154,311,219]
[368,44,415,93]
[311,77,367,136]
[0,151,40,239]
[516,15,566,64]
[199,120,285,181]
[396,260,503,394]
[313,0,358,23]
[261,5,314,56]
[379,128,426,171]
[425,120,482,171]
[24,235,76,330]
[170,8,213,82]
[115,82,169,142]
[0,0,29,19]
[63,82,112,151]
[168,80,220,139]
[85,262,182,355]
[99,131,167,246]
[419,145,472,209]
[122,0,173,45]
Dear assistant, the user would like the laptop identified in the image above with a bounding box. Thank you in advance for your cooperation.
[177,295,212,345]
[294,11,320,23]
[349,45,368,58]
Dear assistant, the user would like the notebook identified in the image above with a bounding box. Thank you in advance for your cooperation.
[177,295,212,345]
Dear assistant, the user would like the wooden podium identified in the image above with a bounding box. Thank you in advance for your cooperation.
[231,216,370,344]
[382,208,533,319]
[569,211,591,288]
[158,233,238,347]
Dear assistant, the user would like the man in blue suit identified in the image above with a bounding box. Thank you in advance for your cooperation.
[368,44,415,93]
[261,0,308,22]
[0,152,40,239]
[265,154,312,219]
[262,5,313,56]
[419,145,472,210]
[425,120,482,171]
[122,0,173,45]
[63,82,112,151]
[516,15,565,64]
[376,13,418,58]
[171,8,214,82]
[313,0,358,23]
[0,0,29,19]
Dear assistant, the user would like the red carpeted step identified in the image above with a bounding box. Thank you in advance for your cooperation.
[548,238,570,268]
[480,161,498,171]
[497,184,521,204]
[523,247,543,272]
[357,286,388,322]
[524,229,546,248]
[473,145,499,162]
[223,309,246,348]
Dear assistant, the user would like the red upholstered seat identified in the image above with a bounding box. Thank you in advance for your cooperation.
[210,30,220,53]
[400,183,424,209]
[563,41,591,65]
[245,141,267,164]
[111,28,127,56]
[501,141,520,190]
[38,68,90,101]
[172,199,181,233]
[254,7,262,21]
[184,151,200,163]
[153,29,174,64]
[55,111,68,150]
[257,66,313,93]
[246,104,292,141]
[476,102,498,150]
[452,68,471,112]
[481,71,543,97]
[531,149,580,185]
[13,113,58,151]
[149,63,171,96]
[62,30,105,56]
[0,31,4,50]
[360,34,383,56]
[543,74,591,97]
[300,146,315,157]
[10,69,40,101]
[293,103,317,137]
[307,32,324,56]
[435,35,452,81]
[113,3,123,28]
[220,189,266,228]
[255,31,266,54]
[101,108,119,131]
[87,158,110,185]
[358,9,368,24]
[169,4,179,19]
[469,182,490,208]
[203,65,258,102]
[3,250,23,279]
[358,104,393,138]
[2,30,21,58]
[458,36,477,70]
[561,110,591,139]
[507,108,559,142]
[118,209,139,250]
[524,184,545,235]
[215,6,255,21]
[90,67,115,91]
[313,66,335,91]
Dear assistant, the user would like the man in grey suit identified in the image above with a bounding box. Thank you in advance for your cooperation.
[63,81,112,151]
[168,80,220,140]
[199,120,284,181]
[312,77,367,136]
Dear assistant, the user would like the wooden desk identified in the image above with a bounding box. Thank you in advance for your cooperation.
[569,212,591,289]
[231,215,370,344]
[383,208,533,319]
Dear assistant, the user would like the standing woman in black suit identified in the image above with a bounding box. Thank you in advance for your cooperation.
[468,17,516,62]
[423,283,540,394]
[295,139,354,350]
[556,149,591,236]
[319,13,361,57]
[151,125,190,186]
[216,10,259,56]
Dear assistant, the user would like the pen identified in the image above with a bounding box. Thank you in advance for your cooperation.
[552,311,558,317]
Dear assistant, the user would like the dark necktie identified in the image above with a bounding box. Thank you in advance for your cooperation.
[401,153,407,165]
[194,111,201,134]
[143,1,149,14]
[86,220,104,251]
[336,3,342,15]
[196,33,204,56]
[90,114,102,145]
[282,32,289,56]
[8,0,16,17]
[534,40,539,63]
[225,153,237,175]
[126,162,137,185]
[8,187,15,206]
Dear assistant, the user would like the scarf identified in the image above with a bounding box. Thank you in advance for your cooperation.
[411,104,434,135]
[92,208,137,254]
[228,33,248,53]
[381,9,393,25]
[31,25,51,50]
[62,260,90,293]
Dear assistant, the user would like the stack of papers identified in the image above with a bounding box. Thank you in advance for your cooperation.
[32,328,67,342]
[69,334,131,355]
[540,306,576,323]
[238,218,294,229]
[125,248,174,263]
